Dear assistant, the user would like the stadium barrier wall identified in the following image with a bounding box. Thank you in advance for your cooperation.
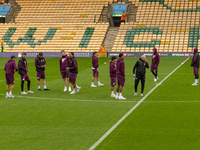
[107,52,194,57]
[0,52,93,58]
[0,52,194,58]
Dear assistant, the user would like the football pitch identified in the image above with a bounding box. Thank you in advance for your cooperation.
[0,56,199,150]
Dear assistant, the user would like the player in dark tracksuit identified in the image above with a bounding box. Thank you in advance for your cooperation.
[116,53,126,99]
[18,52,34,94]
[67,52,81,94]
[35,52,50,91]
[4,55,18,98]
[150,48,160,82]
[110,56,117,98]
[133,55,149,97]
[91,51,104,87]
[60,50,71,92]
[191,47,199,85]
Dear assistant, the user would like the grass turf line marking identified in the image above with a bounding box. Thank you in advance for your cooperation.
[146,101,200,103]
[0,94,137,103]
[0,94,198,103]
[88,57,189,150]
[0,73,173,82]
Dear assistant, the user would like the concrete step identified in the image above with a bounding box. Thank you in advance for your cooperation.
[128,4,138,23]
[103,27,119,52]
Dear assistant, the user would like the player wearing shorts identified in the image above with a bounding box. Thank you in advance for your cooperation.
[191,48,199,86]
[35,52,50,91]
[116,53,126,100]
[91,51,104,87]
[133,55,149,97]
[150,48,160,82]
[60,50,71,92]
[110,56,117,98]
[4,55,18,98]
[67,52,81,94]
[18,52,34,94]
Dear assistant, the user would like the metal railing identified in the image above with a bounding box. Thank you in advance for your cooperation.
[99,14,109,23]
[3,14,100,23]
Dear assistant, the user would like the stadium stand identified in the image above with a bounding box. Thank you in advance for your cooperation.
[112,0,200,52]
[1,22,109,52]
[1,0,111,52]
[15,0,113,23]
[2,0,200,52]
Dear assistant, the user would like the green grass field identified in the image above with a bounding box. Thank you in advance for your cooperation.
[0,56,199,150]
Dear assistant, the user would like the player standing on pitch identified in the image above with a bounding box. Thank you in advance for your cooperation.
[150,48,160,82]
[191,47,199,86]
[133,55,149,97]
[60,50,71,92]
[35,52,50,91]
[67,52,81,94]
[4,55,18,98]
[91,51,104,87]
[110,56,117,98]
[116,53,126,100]
[18,52,34,94]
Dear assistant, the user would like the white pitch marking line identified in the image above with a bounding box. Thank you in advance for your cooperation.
[0,94,137,103]
[145,101,200,103]
[0,94,198,103]
[88,57,189,150]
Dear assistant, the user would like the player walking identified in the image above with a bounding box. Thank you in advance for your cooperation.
[18,52,34,94]
[191,48,199,85]
[35,52,50,91]
[133,55,149,97]
[110,56,117,97]
[60,50,71,91]
[91,52,104,87]
[150,48,160,82]
[116,53,126,100]
[67,52,81,94]
[4,55,18,98]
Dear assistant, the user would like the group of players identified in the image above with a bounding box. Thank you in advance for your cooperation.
[4,48,161,99]
[4,51,81,98]
[109,48,160,99]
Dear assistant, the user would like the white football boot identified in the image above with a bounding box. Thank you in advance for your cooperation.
[9,94,15,98]
[111,94,116,98]
[98,83,104,87]
[27,91,34,94]
[21,91,27,94]
[6,94,11,98]
[70,91,76,94]
[91,84,97,87]
[77,87,81,93]
[134,92,138,96]
[192,83,199,86]
[119,96,126,100]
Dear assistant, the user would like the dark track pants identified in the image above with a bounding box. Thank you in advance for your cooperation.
[135,75,145,94]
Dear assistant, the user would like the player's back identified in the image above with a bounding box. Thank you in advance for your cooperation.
[92,55,98,69]
[110,61,116,77]
[116,58,124,77]
[4,60,16,74]
[60,55,69,70]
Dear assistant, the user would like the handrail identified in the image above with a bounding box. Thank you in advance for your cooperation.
[5,13,100,23]
[7,5,13,15]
